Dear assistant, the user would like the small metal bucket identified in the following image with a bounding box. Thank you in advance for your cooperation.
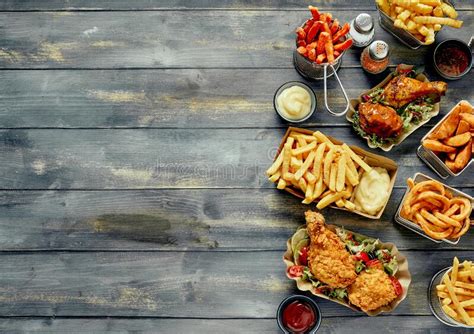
[293,23,350,117]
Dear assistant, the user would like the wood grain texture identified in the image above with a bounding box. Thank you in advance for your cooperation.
[1,68,471,128]
[0,316,470,334]
[0,0,472,10]
[1,188,473,251]
[0,250,472,317]
[0,11,471,69]
[1,128,473,189]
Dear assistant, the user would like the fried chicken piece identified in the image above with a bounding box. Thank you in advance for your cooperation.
[382,75,447,109]
[358,102,403,139]
[348,267,397,312]
[305,211,357,289]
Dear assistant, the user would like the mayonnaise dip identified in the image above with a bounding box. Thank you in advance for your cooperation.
[276,85,312,121]
[354,167,391,215]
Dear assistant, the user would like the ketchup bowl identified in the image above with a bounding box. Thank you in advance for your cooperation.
[433,38,472,80]
[277,295,322,334]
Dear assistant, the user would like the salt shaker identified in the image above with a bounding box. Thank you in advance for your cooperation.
[361,40,390,74]
[349,13,375,48]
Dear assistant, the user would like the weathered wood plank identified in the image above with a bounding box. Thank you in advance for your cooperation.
[1,128,472,189]
[0,68,471,128]
[0,0,472,11]
[0,11,471,69]
[0,250,471,317]
[1,188,473,251]
[0,316,470,334]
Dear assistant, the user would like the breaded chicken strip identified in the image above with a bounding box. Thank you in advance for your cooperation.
[305,210,357,288]
[348,267,397,312]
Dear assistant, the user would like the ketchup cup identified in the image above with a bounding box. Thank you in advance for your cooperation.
[277,295,322,333]
[433,38,473,80]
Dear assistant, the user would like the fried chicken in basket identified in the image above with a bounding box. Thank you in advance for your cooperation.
[348,264,397,312]
[359,102,403,139]
[305,211,357,289]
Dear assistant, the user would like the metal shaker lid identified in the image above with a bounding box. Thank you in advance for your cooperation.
[354,13,374,34]
[368,40,389,60]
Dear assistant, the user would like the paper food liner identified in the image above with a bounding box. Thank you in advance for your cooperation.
[346,71,440,152]
[283,225,411,316]
[275,127,398,219]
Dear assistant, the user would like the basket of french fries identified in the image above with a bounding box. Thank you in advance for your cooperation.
[266,127,398,219]
[294,6,353,116]
[376,0,463,49]
[395,173,473,244]
[429,257,474,328]
[418,100,473,179]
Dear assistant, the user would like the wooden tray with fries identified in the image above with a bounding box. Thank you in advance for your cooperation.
[266,127,398,219]
[395,173,473,244]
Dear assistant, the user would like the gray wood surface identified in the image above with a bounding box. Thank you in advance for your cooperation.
[1,316,471,334]
[0,0,473,332]
[0,188,473,251]
[0,250,472,317]
[0,11,471,69]
[1,68,472,128]
[1,128,473,189]
[0,0,472,10]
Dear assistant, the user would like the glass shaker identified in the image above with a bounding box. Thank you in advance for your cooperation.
[349,13,375,48]
[361,40,390,74]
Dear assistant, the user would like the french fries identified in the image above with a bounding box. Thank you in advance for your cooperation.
[423,101,474,173]
[400,178,473,241]
[376,0,463,45]
[296,7,353,64]
[437,258,474,326]
[267,129,379,212]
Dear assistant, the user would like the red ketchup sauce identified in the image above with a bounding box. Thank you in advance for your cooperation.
[282,300,316,334]
[435,46,469,77]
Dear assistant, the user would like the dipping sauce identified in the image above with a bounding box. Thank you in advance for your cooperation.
[277,86,312,121]
[435,46,470,77]
[354,167,390,215]
[282,300,316,334]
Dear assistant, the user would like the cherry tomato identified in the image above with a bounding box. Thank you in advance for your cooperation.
[356,252,370,263]
[298,247,309,266]
[366,259,381,268]
[390,276,403,296]
[287,265,304,279]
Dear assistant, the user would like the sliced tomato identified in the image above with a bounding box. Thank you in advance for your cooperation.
[298,247,309,266]
[366,259,381,268]
[390,276,403,296]
[355,252,370,263]
[287,265,304,279]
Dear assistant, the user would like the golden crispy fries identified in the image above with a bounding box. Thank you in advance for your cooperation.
[323,149,335,186]
[444,133,471,147]
[379,0,460,44]
[336,154,346,192]
[413,16,463,28]
[268,129,392,215]
[401,178,472,241]
[342,144,372,173]
[422,139,457,153]
[443,272,474,325]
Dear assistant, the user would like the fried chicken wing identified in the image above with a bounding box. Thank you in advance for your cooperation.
[382,75,447,109]
[348,267,397,312]
[305,210,357,289]
[358,102,403,139]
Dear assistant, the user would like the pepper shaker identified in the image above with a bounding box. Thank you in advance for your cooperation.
[361,40,390,74]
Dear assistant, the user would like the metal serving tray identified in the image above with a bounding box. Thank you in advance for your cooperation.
[417,100,474,179]
[394,173,473,245]
[376,1,452,49]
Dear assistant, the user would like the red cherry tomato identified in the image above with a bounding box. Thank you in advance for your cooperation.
[287,265,304,279]
[366,259,381,268]
[356,252,370,263]
[390,276,403,296]
[298,247,309,266]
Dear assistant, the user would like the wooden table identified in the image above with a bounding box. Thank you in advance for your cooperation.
[0,1,473,332]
